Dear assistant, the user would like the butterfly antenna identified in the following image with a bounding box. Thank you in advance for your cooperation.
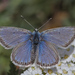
[21,15,35,29]
[38,18,52,30]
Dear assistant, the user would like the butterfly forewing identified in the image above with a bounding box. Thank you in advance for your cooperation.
[11,40,33,67]
[37,41,59,68]
[0,27,32,49]
[41,27,75,48]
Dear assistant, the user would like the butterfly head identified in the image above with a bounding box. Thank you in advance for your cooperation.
[34,28,38,32]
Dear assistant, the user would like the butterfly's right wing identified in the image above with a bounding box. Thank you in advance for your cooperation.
[11,40,33,67]
[41,27,75,48]
[0,27,32,49]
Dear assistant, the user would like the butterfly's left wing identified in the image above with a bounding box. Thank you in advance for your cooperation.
[37,41,59,68]
[0,27,32,49]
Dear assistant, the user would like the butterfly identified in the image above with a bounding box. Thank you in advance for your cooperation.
[0,27,75,68]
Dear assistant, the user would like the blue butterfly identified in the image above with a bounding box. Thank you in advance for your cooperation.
[0,27,75,68]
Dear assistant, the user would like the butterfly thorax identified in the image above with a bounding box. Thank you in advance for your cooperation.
[33,30,40,45]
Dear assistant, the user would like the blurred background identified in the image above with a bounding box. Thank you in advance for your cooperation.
[0,0,75,75]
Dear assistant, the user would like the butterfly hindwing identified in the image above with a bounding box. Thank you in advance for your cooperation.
[37,41,59,68]
[0,27,32,49]
[11,40,33,67]
[41,27,75,48]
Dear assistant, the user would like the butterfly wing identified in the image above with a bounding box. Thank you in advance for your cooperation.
[41,27,75,48]
[0,27,32,49]
[37,41,59,68]
[11,40,32,67]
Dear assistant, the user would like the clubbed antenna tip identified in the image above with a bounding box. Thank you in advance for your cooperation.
[38,18,52,30]
[20,15,35,29]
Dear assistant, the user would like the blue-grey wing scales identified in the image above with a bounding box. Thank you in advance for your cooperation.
[37,41,59,68]
[41,27,75,48]
[11,40,33,67]
[0,27,32,49]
